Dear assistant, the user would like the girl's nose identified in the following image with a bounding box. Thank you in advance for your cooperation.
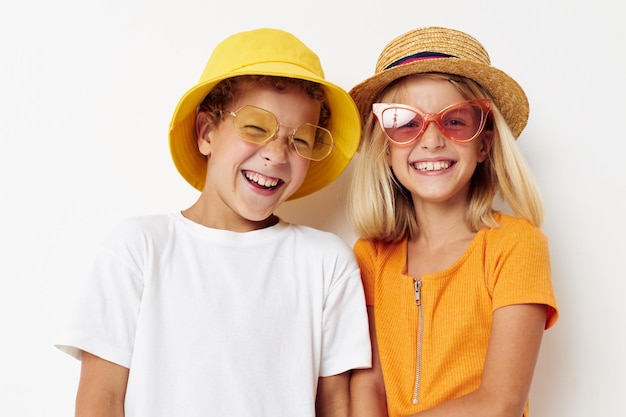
[419,122,446,149]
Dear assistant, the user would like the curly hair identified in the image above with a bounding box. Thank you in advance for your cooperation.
[197,75,330,129]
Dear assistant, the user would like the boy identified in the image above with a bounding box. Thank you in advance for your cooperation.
[56,28,370,417]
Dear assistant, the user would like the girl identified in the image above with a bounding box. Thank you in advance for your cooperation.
[347,27,558,417]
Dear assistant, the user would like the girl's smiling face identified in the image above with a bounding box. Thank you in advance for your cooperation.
[194,84,321,230]
[386,76,492,206]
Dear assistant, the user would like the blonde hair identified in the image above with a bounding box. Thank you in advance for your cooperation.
[347,73,544,242]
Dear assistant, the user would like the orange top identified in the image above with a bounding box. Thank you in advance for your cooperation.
[354,214,558,417]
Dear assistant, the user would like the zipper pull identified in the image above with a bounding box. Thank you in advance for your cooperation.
[414,279,422,306]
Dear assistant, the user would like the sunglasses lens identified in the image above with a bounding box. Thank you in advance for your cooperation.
[377,100,488,144]
[292,124,334,161]
[232,106,277,144]
[231,106,333,161]
[439,102,485,142]
[380,107,423,144]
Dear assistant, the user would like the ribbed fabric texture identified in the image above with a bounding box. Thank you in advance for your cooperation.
[354,214,558,417]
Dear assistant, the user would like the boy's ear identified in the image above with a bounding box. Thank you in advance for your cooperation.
[196,112,212,156]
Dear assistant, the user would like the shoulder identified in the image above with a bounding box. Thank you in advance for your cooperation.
[287,223,352,251]
[108,213,173,235]
[481,213,551,267]
[100,213,176,251]
[111,213,173,233]
[281,224,354,263]
[354,237,405,258]
[283,224,361,280]
[485,213,548,245]
[284,224,358,268]
[353,237,407,275]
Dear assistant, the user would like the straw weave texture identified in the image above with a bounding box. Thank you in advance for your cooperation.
[350,27,529,138]
[376,27,491,72]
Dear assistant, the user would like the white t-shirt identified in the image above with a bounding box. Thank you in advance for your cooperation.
[56,212,371,417]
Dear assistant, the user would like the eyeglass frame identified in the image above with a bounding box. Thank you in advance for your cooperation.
[224,105,335,161]
[372,98,493,145]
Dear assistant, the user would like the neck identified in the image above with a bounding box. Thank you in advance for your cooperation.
[412,200,474,249]
[182,200,279,233]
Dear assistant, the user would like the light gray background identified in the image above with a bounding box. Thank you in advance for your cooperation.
[1,0,623,415]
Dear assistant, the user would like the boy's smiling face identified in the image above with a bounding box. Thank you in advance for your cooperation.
[192,84,320,231]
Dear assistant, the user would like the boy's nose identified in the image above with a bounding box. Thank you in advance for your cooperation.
[260,131,290,164]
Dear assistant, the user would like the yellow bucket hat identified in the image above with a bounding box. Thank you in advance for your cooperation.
[169,28,361,200]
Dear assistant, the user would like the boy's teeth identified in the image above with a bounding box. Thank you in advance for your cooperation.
[246,172,279,187]
[414,161,450,171]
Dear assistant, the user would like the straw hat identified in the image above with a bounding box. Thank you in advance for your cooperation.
[350,26,529,138]
[169,28,361,200]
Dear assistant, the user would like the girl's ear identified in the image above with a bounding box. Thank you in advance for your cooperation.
[196,111,212,156]
[477,130,494,163]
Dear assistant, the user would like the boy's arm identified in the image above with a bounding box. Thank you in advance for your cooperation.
[316,371,350,417]
[349,307,388,417]
[75,351,129,417]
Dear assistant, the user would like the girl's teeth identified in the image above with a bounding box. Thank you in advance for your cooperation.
[414,161,450,171]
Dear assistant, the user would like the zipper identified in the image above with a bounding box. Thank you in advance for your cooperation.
[412,278,423,404]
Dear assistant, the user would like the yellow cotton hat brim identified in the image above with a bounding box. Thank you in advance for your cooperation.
[169,28,361,200]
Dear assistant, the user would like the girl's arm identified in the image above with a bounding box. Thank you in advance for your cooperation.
[410,303,547,417]
[349,307,388,417]
[75,351,129,417]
